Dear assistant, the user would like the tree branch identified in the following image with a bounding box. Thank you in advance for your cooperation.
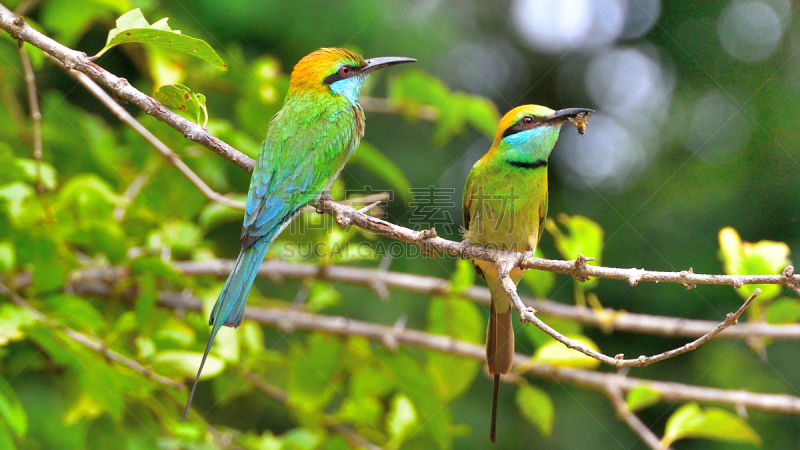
[0,281,185,390]
[501,255,760,368]
[18,41,53,221]
[150,289,800,415]
[60,64,247,210]
[316,196,800,290]
[5,9,795,292]
[0,7,256,172]
[18,260,800,340]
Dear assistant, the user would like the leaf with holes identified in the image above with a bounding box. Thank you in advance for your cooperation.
[154,84,209,127]
[95,9,227,71]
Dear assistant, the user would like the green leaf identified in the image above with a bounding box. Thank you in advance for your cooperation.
[286,333,343,412]
[425,296,484,399]
[15,159,57,190]
[386,393,418,446]
[378,348,452,449]
[54,174,123,220]
[522,248,556,299]
[0,421,15,450]
[625,384,662,412]
[41,294,107,334]
[150,350,224,380]
[450,259,476,294]
[662,402,762,447]
[515,384,554,437]
[766,297,800,324]
[0,182,35,225]
[96,9,227,71]
[199,194,246,229]
[0,377,28,437]
[349,142,411,203]
[282,428,323,450]
[522,315,582,348]
[388,70,499,146]
[533,335,601,369]
[427,297,483,344]
[0,304,35,346]
[154,84,209,127]
[545,214,604,289]
[0,242,15,274]
[146,219,203,257]
[719,227,790,301]
[306,281,342,312]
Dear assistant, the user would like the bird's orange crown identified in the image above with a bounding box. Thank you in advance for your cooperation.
[288,48,366,95]
[491,104,555,147]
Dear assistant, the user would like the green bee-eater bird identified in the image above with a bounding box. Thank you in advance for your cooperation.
[183,48,415,419]
[462,104,592,443]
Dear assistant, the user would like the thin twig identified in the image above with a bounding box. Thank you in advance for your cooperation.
[113,160,159,222]
[60,65,246,210]
[316,196,800,290]
[299,192,391,214]
[0,282,185,390]
[18,41,53,221]
[502,257,761,368]
[605,383,666,450]
[245,373,382,450]
[153,290,800,415]
[13,0,40,16]
[0,7,255,172]
[19,261,800,340]
[5,10,796,292]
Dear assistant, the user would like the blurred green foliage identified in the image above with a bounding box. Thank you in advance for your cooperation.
[0,1,798,449]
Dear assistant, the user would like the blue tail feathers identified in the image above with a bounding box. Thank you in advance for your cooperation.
[182,238,270,420]
[210,238,270,328]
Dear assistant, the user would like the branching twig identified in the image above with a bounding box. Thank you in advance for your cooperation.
[113,161,159,222]
[502,258,761,368]
[316,197,800,289]
[61,66,246,211]
[5,9,796,292]
[245,373,381,450]
[0,7,256,172]
[0,282,184,390]
[3,7,797,290]
[152,290,800,415]
[5,5,800,429]
[18,41,53,221]
[18,261,800,340]
[605,383,666,450]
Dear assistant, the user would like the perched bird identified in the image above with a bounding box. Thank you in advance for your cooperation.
[461,105,593,443]
[184,48,415,419]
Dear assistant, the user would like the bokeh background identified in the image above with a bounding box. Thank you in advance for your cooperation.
[1,0,799,449]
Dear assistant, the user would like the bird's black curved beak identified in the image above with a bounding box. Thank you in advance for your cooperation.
[548,108,595,123]
[361,56,416,74]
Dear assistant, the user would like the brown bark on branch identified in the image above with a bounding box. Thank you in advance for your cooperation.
[151,289,800,416]
[0,282,184,390]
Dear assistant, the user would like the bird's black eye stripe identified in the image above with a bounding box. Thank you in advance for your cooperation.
[502,116,537,138]
[323,65,355,85]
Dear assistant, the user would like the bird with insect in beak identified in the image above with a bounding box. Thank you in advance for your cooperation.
[183,48,415,419]
[461,104,593,443]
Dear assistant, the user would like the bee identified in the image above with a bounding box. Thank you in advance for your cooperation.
[570,112,590,135]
